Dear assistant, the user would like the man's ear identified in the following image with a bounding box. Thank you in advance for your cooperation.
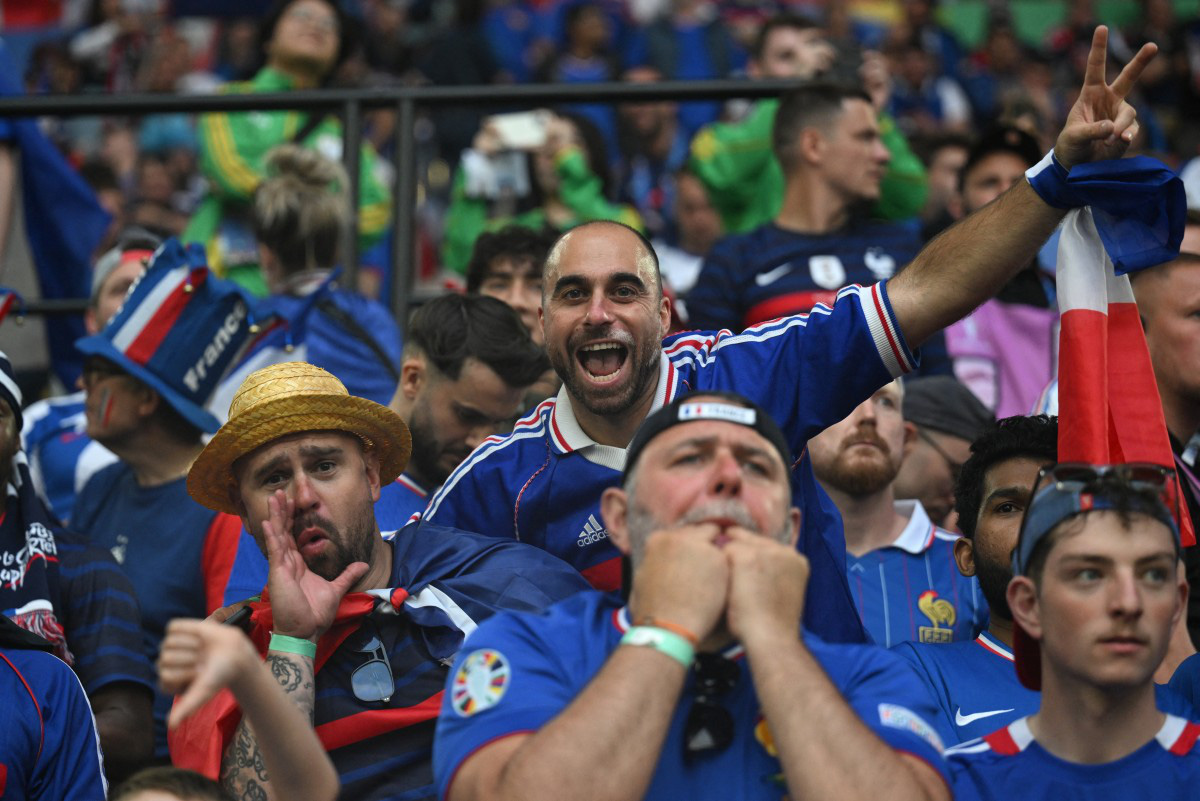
[399,357,426,401]
[798,127,825,165]
[364,448,382,503]
[137,385,160,419]
[901,421,917,459]
[786,507,801,548]
[601,486,632,556]
[953,536,976,577]
[1007,576,1042,641]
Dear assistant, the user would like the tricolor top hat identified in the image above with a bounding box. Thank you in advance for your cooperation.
[75,239,257,434]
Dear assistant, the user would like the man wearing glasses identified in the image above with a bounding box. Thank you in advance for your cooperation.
[893,375,994,530]
[434,393,951,801]
[809,380,988,647]
[946,463,1200,798]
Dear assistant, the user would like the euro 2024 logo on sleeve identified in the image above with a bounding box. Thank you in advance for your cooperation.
[452,649,511,717]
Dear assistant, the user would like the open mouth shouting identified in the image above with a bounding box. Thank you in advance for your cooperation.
[577,341,629,384]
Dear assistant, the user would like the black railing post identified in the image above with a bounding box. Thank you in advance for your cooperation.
[341,97,362,288]
[392,94,417,335]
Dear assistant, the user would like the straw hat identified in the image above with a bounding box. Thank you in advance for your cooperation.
[187,362,411,514]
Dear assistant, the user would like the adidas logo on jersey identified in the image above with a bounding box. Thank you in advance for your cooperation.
[577,514,608,547]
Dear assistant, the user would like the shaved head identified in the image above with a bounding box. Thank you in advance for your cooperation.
[543,221,663,303]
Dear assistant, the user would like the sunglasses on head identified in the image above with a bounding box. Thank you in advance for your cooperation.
[1016,461,1180,557]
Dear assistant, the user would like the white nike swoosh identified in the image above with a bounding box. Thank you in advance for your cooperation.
[754,264,793,287]
[955,707,1015,726]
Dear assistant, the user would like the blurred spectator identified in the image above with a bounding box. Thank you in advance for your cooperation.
[614,65,690,241]
[894,0,964,80]
[184,0,392,296]
[959,21,1026,123]
[537,1,622,160]
[360,0,414,77]
[464,224,555,342]
[0,41,112,395]
[641,0,745,137]
[892,375,994,530]
[3,349,156,782]
[481,0,544,82]
[883,35,971,136]
[909,131,969,239]
[418,0,505,164]
[686,83,923,334]
[22,230,156,523]
[442,110,640,273]
[464,224,560,404]
[211,145,403,411]
[943,126,1056,419]
[70,0,162,93]
[810,380,987,647]
[652,168,721,314]
[110,767,234,801]
[688,12,927,234]
[0,615,107,800]
[71,241,253,760]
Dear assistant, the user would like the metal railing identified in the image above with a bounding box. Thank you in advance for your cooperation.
[0,78,795,325]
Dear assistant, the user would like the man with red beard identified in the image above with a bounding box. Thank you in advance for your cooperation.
[810,380,986,647]
[422,26,1161,647]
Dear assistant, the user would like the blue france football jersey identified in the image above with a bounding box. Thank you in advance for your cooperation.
[948,715,1200,801]
[0,647,107,801]
[434,591,948,801]
[423,283,916,644]
[376,472,431,530]
[687,220,922,332]
[893,632,1039,744]
[848,501,987,648]
[895,633,1197,746]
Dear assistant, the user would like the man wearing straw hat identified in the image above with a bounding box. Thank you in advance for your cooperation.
[178,361,588,801]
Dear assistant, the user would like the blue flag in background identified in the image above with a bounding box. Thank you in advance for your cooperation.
[0,40,111,388]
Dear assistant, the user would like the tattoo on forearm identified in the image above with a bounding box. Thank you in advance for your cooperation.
[220,653,316,800]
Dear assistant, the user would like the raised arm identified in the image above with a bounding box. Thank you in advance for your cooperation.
[159,619,339,801]
[886,26,1157,348]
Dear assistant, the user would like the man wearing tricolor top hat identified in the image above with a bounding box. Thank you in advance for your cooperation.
[434,392,952,801]
[946,463,1200,800]
[70,238,259,762]
[174,361,587,800]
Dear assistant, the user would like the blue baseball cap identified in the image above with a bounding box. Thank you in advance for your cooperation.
[76,239,257,434]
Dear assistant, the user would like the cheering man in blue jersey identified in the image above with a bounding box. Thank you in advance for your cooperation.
[435,393,951,801]
[423,25,1159,648]
[946,464,1200,799]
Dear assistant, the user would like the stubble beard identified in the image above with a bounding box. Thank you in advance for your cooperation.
[551,327,661,419]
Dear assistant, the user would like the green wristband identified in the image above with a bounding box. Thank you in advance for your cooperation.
[621,626,694,668]
[269,632,317,659]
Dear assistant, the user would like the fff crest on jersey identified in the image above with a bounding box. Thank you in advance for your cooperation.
[452,649,511,717]
[917,590,957,643]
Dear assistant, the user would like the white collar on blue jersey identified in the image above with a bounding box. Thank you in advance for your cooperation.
[890,499,941,555]
[549,352,674,471]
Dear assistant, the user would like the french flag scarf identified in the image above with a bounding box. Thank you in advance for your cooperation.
[1049,156,1193,544]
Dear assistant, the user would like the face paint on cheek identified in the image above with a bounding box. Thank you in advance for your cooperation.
[100,386,114,427]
